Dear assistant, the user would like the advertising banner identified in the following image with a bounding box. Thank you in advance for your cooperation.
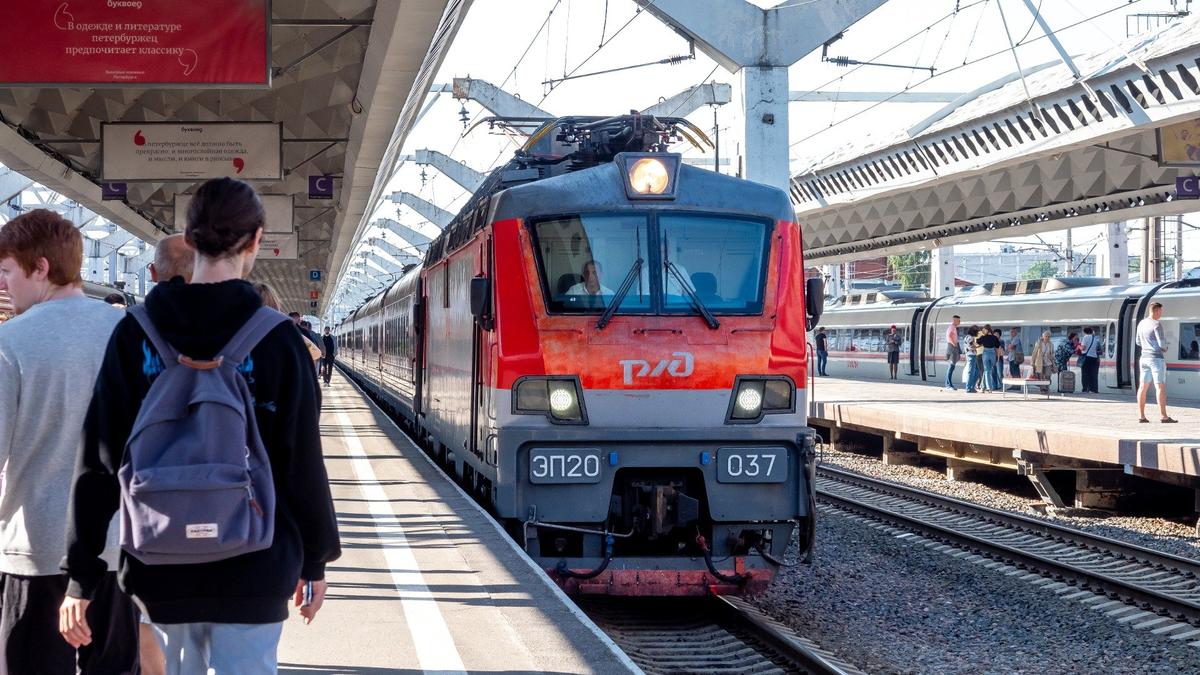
[105,123,282,181]
[258,233,299,261]
[1157,118,1200,166]
[0,1,269,87]
[174,194,294,233]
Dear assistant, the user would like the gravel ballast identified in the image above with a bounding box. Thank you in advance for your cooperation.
[818,446,1200,563]
[754,509,1200,675]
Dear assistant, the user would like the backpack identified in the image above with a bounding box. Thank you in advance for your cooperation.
[121,305,288,565]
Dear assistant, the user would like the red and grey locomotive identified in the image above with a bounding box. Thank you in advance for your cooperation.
[338,114,824,595]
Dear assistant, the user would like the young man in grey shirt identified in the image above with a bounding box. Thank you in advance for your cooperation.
[0,209,138,672]
[1137,301,1175,423]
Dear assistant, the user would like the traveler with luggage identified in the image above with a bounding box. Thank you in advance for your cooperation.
[60,178,341,674]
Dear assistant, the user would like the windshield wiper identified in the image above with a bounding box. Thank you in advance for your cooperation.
[666,260,720,329]
[596,257,644,330]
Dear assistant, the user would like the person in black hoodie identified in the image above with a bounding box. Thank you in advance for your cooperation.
[60,178,341,674]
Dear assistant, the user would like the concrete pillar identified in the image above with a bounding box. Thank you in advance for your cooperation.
[881,435,921,466]
[1100,221,1128,283]
[1074,470,1130,510]
[823,264,842,299]
[741,66,790,190]
[945,459,986,482]
[107,251,118,285]
[930,247,955,297]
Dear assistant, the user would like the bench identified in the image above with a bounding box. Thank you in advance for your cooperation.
[1001,377,1051,399]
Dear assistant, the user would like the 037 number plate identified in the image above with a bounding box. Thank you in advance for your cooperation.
[716,447,787,483]
[529,449,603,484]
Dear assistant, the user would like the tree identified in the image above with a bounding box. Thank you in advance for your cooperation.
[886,251,930,290]
[1021,260,1058,280]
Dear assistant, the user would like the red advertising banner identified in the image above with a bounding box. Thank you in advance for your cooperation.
[0,1,269,86]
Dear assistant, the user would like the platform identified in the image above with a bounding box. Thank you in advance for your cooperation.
[277,371,637,674]
[808,376,1200,480]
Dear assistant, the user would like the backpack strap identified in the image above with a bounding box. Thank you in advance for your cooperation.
[128,305,180,369]
[218,307,291,366]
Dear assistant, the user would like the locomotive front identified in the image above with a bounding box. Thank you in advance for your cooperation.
[479,143,821,595]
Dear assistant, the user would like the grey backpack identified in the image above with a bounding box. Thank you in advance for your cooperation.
[122,305,288,565]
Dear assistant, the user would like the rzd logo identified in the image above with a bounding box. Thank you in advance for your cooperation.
[620,352,694,385]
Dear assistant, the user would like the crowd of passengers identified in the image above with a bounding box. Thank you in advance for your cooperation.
[0,178,342,674]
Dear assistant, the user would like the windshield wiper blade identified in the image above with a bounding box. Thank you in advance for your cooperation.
[666,260,719,329]
[597,257,644,330]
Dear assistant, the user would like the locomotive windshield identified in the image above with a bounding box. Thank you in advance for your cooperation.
[531,213,771,316]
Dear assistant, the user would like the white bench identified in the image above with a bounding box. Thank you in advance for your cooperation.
[1002,365,1051,399]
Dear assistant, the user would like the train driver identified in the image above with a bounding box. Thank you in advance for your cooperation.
[565,260,614,296]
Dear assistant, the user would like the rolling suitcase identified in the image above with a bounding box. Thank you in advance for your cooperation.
[1057,369,1075,393]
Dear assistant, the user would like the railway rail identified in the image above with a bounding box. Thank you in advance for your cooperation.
[816,465,1200,626]
[580,596,863,675]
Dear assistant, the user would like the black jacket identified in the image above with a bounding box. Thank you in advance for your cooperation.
[322,334,336,357]
[63,278,341,624]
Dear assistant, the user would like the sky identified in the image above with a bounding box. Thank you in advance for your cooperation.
[344,0,1198,287]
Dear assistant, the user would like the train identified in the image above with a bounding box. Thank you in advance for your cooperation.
[815,276,1200,398]
[0,281,138,325]
[337,113,824,596]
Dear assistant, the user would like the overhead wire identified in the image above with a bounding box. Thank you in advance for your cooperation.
[788,0,1144,153]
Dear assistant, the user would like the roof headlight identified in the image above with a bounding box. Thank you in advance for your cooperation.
[629,158,670,194]
[619,152,680,200]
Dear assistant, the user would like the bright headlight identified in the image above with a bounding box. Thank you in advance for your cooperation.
[513,377,587,425]
[629,158,670,194]
[728,377,795,423]
[548,384,576,413]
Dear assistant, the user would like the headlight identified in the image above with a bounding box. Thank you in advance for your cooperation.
[629,158,670,194]
[513,376,587,424]
[727,376,795,423]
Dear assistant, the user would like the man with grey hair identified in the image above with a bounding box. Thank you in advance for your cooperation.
[148,233,194,284]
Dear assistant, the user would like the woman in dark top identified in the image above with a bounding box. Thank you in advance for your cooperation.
[977,325,1002,391]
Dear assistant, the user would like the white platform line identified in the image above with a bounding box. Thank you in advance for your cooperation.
[335,404,467,675]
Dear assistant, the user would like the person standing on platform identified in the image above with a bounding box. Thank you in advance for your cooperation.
[0,209,139,674]
[814,326,828,377]
[60,178,342,674]
[978,325,1002,392]
[1080,326,1101,394]
[944,315,961,390]
[1137,302,1175,423]
[148,233,195,285]
[964,326,982,393]
[1031,331,1056,393]
[1006,327,1024,389]
[321,327,337,385]
[885,325,901,380]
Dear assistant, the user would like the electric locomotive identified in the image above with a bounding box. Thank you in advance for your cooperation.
[339,114,824,595]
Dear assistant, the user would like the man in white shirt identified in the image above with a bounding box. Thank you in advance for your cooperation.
[565,260,614,296]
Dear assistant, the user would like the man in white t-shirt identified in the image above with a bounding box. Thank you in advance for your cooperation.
[565,260,614,296]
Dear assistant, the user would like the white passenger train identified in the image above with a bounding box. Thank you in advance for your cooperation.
[815,277,1200,398]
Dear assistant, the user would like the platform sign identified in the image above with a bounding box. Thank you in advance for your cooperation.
[174,193,293,233]
[103,122,282,181]
[309,290,319,300]
[257,233,298,261]
[1158,118,1200,166]
[0,1,269,87]
[1177,176,1200,199]
[308,175,334,200]
[309,300,319,310]
[101,182,126,201]
[309,270,322,282]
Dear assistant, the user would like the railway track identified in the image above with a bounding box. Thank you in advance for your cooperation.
[581,596,863,675]
[816,465,1200,626]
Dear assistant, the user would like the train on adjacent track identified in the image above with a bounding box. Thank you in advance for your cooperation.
[337,114,824,596]
[816,276,1200,398]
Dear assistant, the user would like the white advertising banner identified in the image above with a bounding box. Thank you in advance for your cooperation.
[102,122,282,181]
[257,233,299,260]
[174,194,293,233]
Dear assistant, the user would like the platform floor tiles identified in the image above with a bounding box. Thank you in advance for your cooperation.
[276,372,636,674]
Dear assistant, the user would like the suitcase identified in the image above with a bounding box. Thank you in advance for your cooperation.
[1057,369,1075,393]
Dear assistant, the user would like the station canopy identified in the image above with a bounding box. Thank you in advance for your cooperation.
[0,0,468,313]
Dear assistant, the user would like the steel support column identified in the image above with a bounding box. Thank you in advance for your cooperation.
[1101,221,1129,283]
[930,247,955,297]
